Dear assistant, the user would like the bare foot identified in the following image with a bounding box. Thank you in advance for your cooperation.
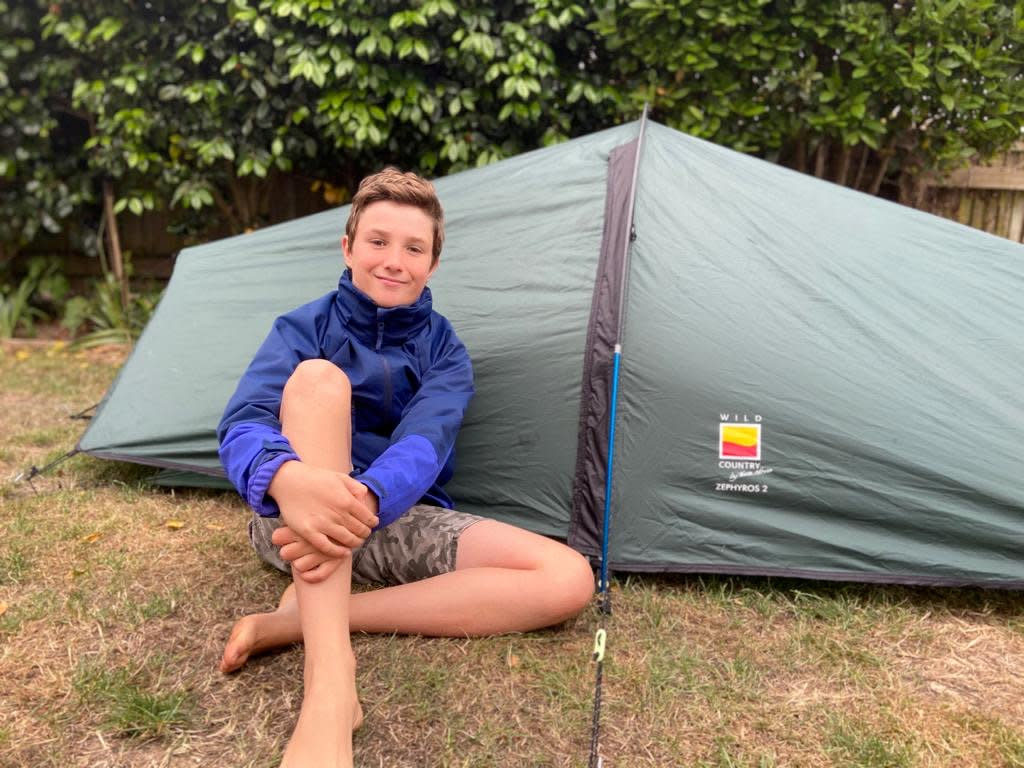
[220,588,301,674]
[220,613,262,673]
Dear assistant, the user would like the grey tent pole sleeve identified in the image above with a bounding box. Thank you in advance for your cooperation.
[612,104,648,343]
[598,104,649,599]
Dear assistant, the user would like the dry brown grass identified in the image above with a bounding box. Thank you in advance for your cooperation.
[2,341,1024,767]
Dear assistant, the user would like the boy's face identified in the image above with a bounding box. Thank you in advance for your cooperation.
[342,200,438,308]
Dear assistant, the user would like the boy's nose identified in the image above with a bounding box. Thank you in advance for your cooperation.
[382,248,404,270]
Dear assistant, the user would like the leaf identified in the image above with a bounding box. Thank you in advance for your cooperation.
[0,601,7,618]
[205,523,225,531]
[165,519,185,530]
[83,532,102,543]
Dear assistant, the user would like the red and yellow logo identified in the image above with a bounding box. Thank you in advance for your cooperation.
[719,424,761,460]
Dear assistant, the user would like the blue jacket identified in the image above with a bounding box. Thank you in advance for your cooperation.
[217,270,474,528]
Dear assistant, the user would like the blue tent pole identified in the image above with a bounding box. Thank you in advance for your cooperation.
[597,105,649,610]
[589,107,650,768]
[598,345,622,604]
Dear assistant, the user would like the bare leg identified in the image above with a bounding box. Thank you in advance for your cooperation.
[281,556,357,767]
[221,519,595,667]
[236,359,360,768]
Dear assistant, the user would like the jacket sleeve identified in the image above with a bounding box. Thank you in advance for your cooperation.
[217,304,327,516]
[355,325,474,528]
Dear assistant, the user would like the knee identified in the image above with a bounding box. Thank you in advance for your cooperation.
[283,359,351,406]
[542,546,596,624]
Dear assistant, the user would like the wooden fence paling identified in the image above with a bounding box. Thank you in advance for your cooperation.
[920,143,1024,244]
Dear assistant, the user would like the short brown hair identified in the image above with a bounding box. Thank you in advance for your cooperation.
[346,168,445,265]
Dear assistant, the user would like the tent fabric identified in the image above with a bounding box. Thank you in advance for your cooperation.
[569,136,641,557]
[78,120,1024,587]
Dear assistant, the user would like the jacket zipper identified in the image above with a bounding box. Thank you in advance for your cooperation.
[377,318,393,409]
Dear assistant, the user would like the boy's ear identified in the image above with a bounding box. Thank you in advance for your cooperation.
[427,256,440,281]
[341,235,353,268]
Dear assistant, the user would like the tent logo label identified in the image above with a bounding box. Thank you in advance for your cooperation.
[719,423,761,460]
[720,412,762,424]
[715,418,773,494]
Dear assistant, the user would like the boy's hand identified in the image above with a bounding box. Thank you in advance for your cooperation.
[272,526,344,582]
[268,460,379,559]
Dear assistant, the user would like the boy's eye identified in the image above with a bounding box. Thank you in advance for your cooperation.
[370,239,386,247]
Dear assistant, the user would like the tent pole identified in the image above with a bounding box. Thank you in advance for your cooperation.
[590,104,650,768]
[598,104,649,608]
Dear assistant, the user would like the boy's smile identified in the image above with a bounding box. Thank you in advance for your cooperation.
[342,200,438,308]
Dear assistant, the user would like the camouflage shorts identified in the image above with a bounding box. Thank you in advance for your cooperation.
[248,504,485,586]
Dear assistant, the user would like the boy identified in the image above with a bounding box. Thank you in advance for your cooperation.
[216,169,595,768]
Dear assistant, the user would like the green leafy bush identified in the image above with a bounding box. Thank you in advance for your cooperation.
[65,273,162,348]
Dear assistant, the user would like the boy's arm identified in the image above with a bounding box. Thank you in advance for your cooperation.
[355,325,474,527]
[218,300,378,557]
[217,303,322,516]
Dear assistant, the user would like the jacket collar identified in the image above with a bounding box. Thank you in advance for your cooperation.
[335,269,433,347]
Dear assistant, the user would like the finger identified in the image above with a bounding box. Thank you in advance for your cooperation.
[313,558,342,580]
[271,525,301,547]
[297,557,342,583]
[291,551,330,573]
[326,519,372,549]
[340,477,380,528]
[339,513,373,542]
[312,529,356,558]
[279,539,317,563]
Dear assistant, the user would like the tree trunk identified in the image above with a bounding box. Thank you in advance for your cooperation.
[867,151,892,196]
[228,176,252,231]
[835,144,852,187]
[814,139,829,178]
[851,145,870,191]
[793,134,808,174]
[102,180,130,315]
[211,185,243,233]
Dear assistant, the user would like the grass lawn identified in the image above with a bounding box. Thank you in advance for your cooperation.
[2,340,1024,767]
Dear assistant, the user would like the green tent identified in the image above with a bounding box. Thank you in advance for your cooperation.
[78,120,1024,587]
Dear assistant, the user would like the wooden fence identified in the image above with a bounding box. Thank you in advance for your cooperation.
[25,172,331,284]
[919,143,1024,244]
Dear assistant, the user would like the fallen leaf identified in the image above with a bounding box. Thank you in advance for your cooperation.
[205,523,225,531]
[15,349,30,361]
[165,519,185,530]
[0,601,7,617]
[83,532,102,543]
[507,653,520,668]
